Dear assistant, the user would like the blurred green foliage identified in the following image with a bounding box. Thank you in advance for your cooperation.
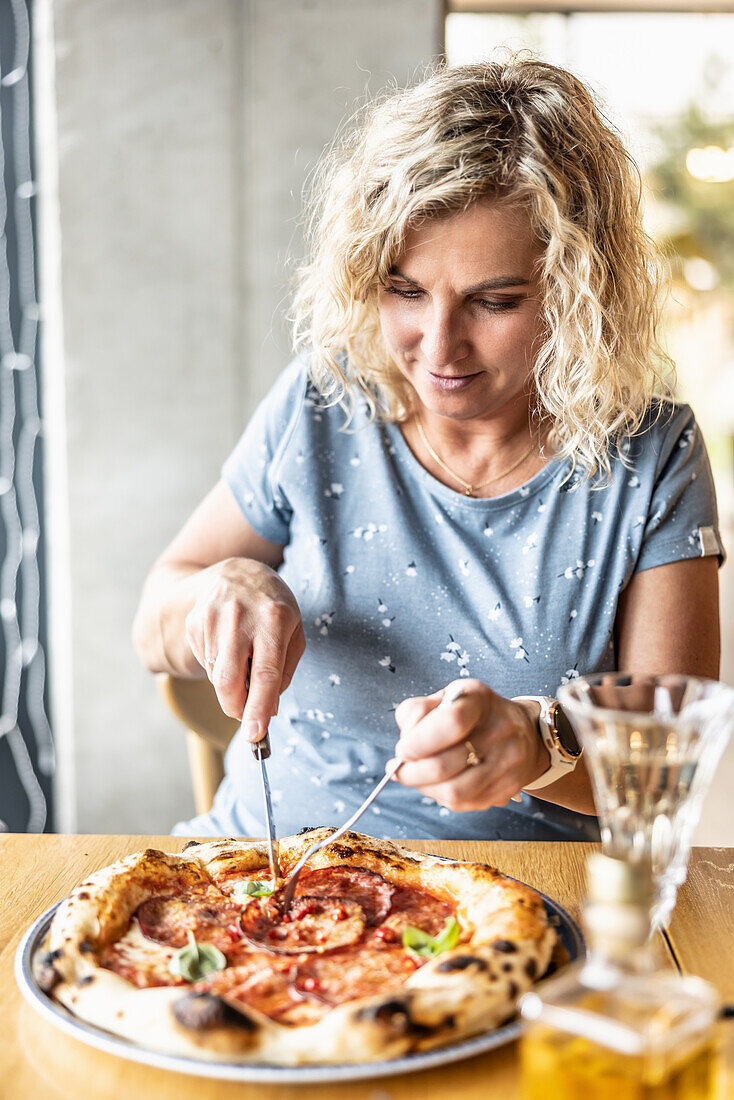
[648,103,734,288]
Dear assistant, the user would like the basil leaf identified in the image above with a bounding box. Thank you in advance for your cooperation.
[232,879,275,899]
[433,917,460,953]
[402,918,460,959]
[168,930,227,982]
[402,925,437,955]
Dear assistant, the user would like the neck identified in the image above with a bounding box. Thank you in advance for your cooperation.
[408,395,548,498]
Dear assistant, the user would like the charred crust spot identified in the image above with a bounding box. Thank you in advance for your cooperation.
[172,993,257,1033]
[435,954,488,974]
[142,848,165,860]
[508,982,518,999]
[79,975,94,986]
[296,825,330,836]
[502,961,513,973]
[355,998,409,1024]
[36,951,62,993]
[354,999,433,1038]
[492,939,518,954]
[182,840,201,850]
[328,844,354,859]
[79,941,95,955]
[386,854,418,868]
[77,891,90,900]
[525,958,537,979]
[372,848,419,868]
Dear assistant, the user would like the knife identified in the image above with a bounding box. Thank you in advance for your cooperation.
[244,659,280,880]
[250,732,280,880]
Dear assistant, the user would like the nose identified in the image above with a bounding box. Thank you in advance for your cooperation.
[420,304,469,371]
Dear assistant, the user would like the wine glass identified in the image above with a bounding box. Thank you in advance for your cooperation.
[557,673,734,928]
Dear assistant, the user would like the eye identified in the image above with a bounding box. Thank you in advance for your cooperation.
[384,285,423,301]
[475,298,521,314]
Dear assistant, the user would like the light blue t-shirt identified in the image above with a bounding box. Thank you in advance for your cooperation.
[173,357,723,842]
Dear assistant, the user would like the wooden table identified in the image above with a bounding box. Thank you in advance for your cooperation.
[1,836,732,1099]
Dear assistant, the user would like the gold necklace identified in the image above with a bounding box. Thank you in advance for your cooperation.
[415,415,537,497]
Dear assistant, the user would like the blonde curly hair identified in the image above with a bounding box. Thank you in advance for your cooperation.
[292,55,673,478]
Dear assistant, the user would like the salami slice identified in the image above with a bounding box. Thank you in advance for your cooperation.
[289,866,394,926]
[195,956,303,1020]
[241,894,366,954]
[378,884,454,939]
[295,946,421,1005]
[136,887,243,952]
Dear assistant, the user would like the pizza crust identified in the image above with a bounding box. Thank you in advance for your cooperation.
[36,829,556,1065]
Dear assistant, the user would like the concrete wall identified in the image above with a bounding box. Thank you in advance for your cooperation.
[37,0,443,833]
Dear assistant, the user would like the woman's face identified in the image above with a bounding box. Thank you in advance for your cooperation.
[377,201,544,424]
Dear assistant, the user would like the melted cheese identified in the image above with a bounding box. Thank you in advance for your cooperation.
[103,923,177,986]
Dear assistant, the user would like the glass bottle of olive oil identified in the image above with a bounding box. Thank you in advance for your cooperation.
[519,854,719,1100]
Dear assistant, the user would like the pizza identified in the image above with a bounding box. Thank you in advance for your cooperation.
[33,829,557,1065]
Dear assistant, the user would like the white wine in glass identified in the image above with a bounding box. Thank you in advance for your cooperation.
[557,674,734,928]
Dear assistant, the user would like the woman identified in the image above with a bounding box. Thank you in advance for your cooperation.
[133,57,722,842]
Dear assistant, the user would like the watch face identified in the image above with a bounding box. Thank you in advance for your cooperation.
[553,704,582,759]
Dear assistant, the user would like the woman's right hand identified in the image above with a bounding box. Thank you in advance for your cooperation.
[184,557,306,742]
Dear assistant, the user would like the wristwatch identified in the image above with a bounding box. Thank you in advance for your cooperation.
[513,696,583,791]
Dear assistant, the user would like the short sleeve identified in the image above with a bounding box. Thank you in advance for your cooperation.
[635,406,725,574]
[221,357,308,545]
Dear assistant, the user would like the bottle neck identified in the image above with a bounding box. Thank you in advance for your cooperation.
[582,899,654,973]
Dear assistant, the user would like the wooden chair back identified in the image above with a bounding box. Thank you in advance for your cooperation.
[157,674,239,815]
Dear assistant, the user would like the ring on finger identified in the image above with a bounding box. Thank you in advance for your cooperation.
[464,739,483,768]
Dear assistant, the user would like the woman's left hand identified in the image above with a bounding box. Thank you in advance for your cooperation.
[392,680,549,811]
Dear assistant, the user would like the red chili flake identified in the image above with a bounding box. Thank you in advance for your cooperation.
[281,913,292,924]
[374,927,397,943]
[331,905,348,922]
[226,922,241,940]
[315,932,327,943]
[301,977,321,992]
[268,929,279,940]
[294,903,316,920]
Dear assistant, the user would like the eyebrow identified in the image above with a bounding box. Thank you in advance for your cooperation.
[390,269,530,293]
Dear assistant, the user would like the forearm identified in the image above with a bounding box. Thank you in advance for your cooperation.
[525,755,596,816]
[132,561,209,678]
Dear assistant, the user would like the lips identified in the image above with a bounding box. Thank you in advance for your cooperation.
[425,371,480,391]
[429,371,479,381]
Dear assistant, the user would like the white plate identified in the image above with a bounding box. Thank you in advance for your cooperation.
[15,884,583,1084]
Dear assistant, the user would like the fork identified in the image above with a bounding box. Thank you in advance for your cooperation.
[280,683,467,911]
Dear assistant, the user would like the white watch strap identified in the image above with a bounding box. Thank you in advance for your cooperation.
[513,695,579,791]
